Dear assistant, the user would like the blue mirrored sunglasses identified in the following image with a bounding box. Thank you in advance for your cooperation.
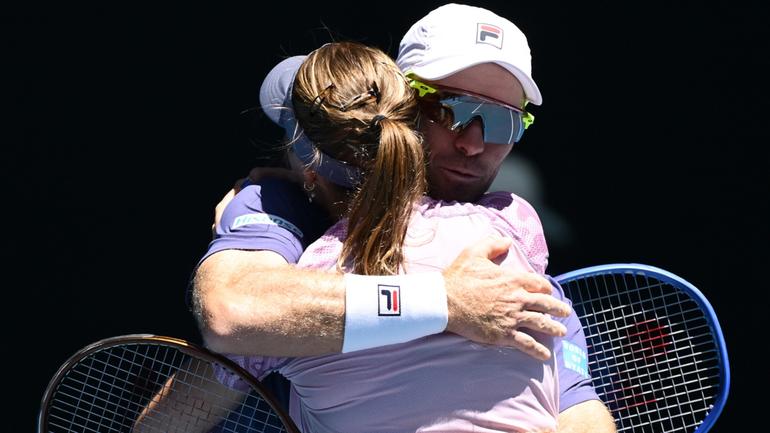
[409,77,534,145]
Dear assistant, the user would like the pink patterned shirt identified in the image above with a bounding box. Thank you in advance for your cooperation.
[223,192,558,432]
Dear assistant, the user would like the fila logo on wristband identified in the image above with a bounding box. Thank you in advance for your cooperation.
[342,273,447,353]
[477,23,503,49]
[378,285,401,316]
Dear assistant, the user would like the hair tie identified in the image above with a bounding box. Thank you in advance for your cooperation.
[371,114,387,129]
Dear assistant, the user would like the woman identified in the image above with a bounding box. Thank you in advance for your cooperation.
[221,41,559,433]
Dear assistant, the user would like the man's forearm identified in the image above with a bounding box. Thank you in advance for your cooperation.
[193,237,573,360]
[557,400,616,433]
[193,249,346,357]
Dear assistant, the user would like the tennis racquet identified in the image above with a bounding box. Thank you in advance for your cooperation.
[555,263,730,433]
[38,334,299,433]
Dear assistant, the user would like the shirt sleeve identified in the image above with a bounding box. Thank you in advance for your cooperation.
[202,179,329,265]
[186,178,331,308]
[547,274,602,411]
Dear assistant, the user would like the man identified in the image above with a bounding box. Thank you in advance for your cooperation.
[193,4,615,432]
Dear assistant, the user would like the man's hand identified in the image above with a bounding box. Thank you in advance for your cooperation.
[443,235,571,361]
[213,188,237,236]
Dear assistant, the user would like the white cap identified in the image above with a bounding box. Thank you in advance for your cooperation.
[397,3,542,105]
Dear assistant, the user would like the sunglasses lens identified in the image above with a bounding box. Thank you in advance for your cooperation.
[420,100,455,129]
[442,96,523,144]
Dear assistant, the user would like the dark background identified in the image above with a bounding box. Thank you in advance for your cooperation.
[11,1,768,431]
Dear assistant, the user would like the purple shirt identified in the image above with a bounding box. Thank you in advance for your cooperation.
[201,179,332,265]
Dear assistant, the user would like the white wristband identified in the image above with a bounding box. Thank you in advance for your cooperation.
[342,272,448,353]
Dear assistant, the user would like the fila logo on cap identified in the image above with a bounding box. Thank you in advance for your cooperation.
[476,23,503,49]
[378,285,401,316]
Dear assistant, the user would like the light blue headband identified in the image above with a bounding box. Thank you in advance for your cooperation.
[280,85,363,189]
[289,129,363,189]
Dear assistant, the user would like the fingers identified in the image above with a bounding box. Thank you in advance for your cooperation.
[517,291,571,317]
[513,311,568,336]
[505,271,553,295]
[461,235,513,262]
[507,331,552,361]
[481,235,513,260]
[214,189,236,230]
[233,177,248,193]
[215,189,236,213]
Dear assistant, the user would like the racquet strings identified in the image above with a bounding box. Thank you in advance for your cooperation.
[561,271,723,433]
[45,342,289,433]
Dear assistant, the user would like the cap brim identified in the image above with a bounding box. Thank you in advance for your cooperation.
[408,56,542,106]
[258,55,307,125]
